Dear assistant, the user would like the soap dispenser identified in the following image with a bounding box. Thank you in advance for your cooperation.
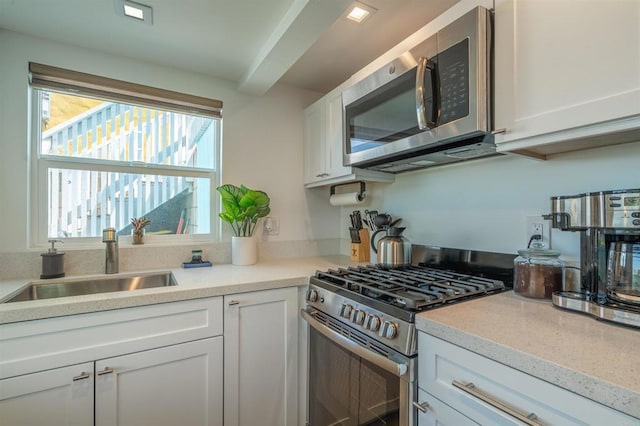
[41,239,65,279]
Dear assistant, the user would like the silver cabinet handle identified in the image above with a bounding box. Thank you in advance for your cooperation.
[492,128,507,135]
[97,367,114,376]
[452,381,543,426]
[413,401,430,413]
[73,372,91,381]
[228,300,239,306]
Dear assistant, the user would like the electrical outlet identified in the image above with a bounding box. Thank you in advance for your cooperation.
[531,222,543,237]
[526,215,551,248]
[263,216,279,235]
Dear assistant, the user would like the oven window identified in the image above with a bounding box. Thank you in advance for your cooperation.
[345,69,420,154]
[309,329,400,426]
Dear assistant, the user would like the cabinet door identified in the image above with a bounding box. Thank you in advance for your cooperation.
[95,337,223,426]
[416,388,478,426]
[304,98,328,184]
[0,362,94,426]
[224,287,299,426]
[326,86,352,179]
[494,0,640,155]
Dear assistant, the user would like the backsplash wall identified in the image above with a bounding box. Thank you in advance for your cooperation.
[0,238,342,281]
[347,140,640,263]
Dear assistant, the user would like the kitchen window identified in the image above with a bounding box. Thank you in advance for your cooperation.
[29,63,222,244]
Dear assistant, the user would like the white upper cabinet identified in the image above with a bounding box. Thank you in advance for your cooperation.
[304,82,394,187]
[304,97,328,185]
[494,0,640,158]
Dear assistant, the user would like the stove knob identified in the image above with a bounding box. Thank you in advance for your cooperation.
[379,321,398,339]
[306,289,319,303]
[365,314,381,331]
[339,304,353,318]
[351,310,366,325]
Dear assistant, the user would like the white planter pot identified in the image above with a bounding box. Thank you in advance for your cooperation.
[231,236,257,265]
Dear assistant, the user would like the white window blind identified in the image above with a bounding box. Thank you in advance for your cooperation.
[29,62,223,119]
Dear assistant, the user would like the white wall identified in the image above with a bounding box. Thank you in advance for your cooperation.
[350,140,640,263]
[0,29,340,257]
[1,27,638,277]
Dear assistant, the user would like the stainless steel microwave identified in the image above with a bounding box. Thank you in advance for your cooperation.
[343,6,497,173]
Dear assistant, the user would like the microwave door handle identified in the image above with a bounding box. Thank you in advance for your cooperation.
[415,57,438,130]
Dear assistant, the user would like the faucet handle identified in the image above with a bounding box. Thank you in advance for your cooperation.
[102,227,117,242]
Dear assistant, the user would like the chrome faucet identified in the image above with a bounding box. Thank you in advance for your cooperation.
[102,228,119,274]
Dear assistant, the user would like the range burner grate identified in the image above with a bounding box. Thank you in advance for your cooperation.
[314,265,505,311]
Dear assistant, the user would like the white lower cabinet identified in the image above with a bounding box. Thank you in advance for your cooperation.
[0,288,303,426]
[418,332,638,425]
[0,297,224,426]
[95,337,223,426]
[223,287,299,426]
[416,388,478,426]
[0,362,94,426]
[0,339,223,426]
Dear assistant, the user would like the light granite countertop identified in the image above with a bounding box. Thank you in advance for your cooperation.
[0,255,355,324]
[415,291,640,419]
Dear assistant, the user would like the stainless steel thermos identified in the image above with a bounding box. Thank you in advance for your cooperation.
[370,226,412,268]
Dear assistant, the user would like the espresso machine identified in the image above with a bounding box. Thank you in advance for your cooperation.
[546,188,640,328]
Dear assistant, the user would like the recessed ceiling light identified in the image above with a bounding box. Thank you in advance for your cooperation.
[116,0,153,25]
[124,4,145,20]
[345,2,377,23]
[347,7,369,22]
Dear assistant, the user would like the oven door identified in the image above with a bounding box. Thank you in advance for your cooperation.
[302,308,416,426]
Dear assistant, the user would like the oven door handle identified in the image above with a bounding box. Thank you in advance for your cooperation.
[301,308,409,378]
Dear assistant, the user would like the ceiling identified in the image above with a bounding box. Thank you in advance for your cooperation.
[0,0,458,95]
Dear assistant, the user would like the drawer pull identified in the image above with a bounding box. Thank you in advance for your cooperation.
[492,128,507,135]
[413,401,430,413]
[72,372,90,381]
[228,300,240,306]
[97,367,114,376]
[452,380,543,426]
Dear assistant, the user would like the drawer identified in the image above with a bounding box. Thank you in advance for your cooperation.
[0,297,223,379]
[416,387,478,426]
[418,332,637,425]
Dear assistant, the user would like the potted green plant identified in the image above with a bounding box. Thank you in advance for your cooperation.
[217,184,270,265]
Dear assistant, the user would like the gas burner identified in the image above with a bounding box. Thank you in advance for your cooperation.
[305,247,515,357]
[314,265,505,312]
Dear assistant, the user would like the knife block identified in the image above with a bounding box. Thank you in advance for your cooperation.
[350,229,370,262]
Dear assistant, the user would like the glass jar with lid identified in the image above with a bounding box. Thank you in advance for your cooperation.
[514,240,565,299]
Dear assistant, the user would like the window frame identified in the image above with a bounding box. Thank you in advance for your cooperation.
[28,64,222,248]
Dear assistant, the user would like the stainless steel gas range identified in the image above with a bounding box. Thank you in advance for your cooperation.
[302,246,515,426]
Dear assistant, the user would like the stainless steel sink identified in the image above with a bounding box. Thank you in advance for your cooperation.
[3,273,177,303]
